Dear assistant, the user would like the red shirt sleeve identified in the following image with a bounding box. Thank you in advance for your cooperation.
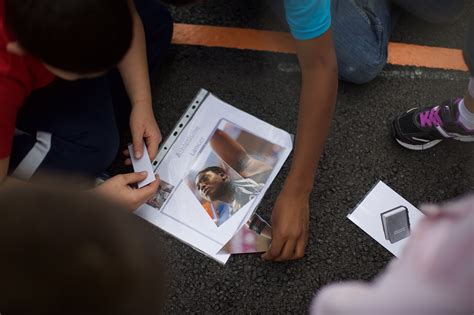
[0,1,54,160]
[0,75,26,159]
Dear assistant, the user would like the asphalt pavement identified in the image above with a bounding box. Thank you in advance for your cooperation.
[135,1,474,313]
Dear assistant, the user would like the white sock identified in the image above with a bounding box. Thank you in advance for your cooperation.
[458,99,474,130]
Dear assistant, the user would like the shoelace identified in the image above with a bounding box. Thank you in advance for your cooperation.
[419,106,443,128]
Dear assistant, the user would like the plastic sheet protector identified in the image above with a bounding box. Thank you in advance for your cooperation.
[135,89,293,264]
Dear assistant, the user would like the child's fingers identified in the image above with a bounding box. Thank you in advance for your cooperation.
[134,178,159,202]
[262,237,284,261]
[124,158,132,166]
[145,136,160,161]
[123,149,131,157]
[121,172,148,185]
[132,136,144,160]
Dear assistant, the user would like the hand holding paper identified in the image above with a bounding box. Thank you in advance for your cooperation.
[128,143,157,188]
[129,105,162,161]
[94,172,159,211]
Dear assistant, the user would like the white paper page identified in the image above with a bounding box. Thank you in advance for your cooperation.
[135,204,231,264]
[135,92,292,263]
[128,143,156,188]
[347,181,425,257]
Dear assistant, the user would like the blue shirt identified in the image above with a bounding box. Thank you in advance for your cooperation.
[284,0,331,40]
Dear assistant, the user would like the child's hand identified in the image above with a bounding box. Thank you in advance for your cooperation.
[262,186,310,262]
[129,105,162,163]
[94,172,159,211]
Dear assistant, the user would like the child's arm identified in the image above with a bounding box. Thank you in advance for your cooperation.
[262,30,338,262]
[118,0,161,161]
[0,156,157,210]
[93,172,159,211]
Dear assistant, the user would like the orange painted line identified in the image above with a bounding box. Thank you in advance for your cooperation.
[387,42,467,71]
[172,23,468,72]
[172,23,296,54]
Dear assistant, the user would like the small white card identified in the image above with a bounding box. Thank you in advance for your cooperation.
[128,143,156,188]
[347,181,425,257]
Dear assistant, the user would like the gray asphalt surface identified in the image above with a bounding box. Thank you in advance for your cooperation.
[137,1,474,313]
[169,0,474,48]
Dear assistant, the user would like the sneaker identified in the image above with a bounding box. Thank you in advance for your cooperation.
[392,98,474,150]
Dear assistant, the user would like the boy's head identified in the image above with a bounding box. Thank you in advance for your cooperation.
[4,0,133,80]
[0,185,165,315]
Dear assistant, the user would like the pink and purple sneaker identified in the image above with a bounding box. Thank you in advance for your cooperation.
[392,98,474,150]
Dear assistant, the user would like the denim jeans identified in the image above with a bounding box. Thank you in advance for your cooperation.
[267,0,465,84]
[331,0,465,83]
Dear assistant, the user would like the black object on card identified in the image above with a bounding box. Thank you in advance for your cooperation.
[380,206,411,244]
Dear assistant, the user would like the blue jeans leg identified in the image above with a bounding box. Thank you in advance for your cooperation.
[332,0,465,84]
[332,0,393,84]
[265,0,392,84]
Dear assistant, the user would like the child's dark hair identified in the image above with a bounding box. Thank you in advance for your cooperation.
[0,185,165,315]
[4,0,133,74]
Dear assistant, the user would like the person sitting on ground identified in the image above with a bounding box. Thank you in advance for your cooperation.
[392,19,474,150]
[162,0,339,261]
[0,184,166,315]
[311,194,474,315]
[330,0,465,83]
[1,0,174,209]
